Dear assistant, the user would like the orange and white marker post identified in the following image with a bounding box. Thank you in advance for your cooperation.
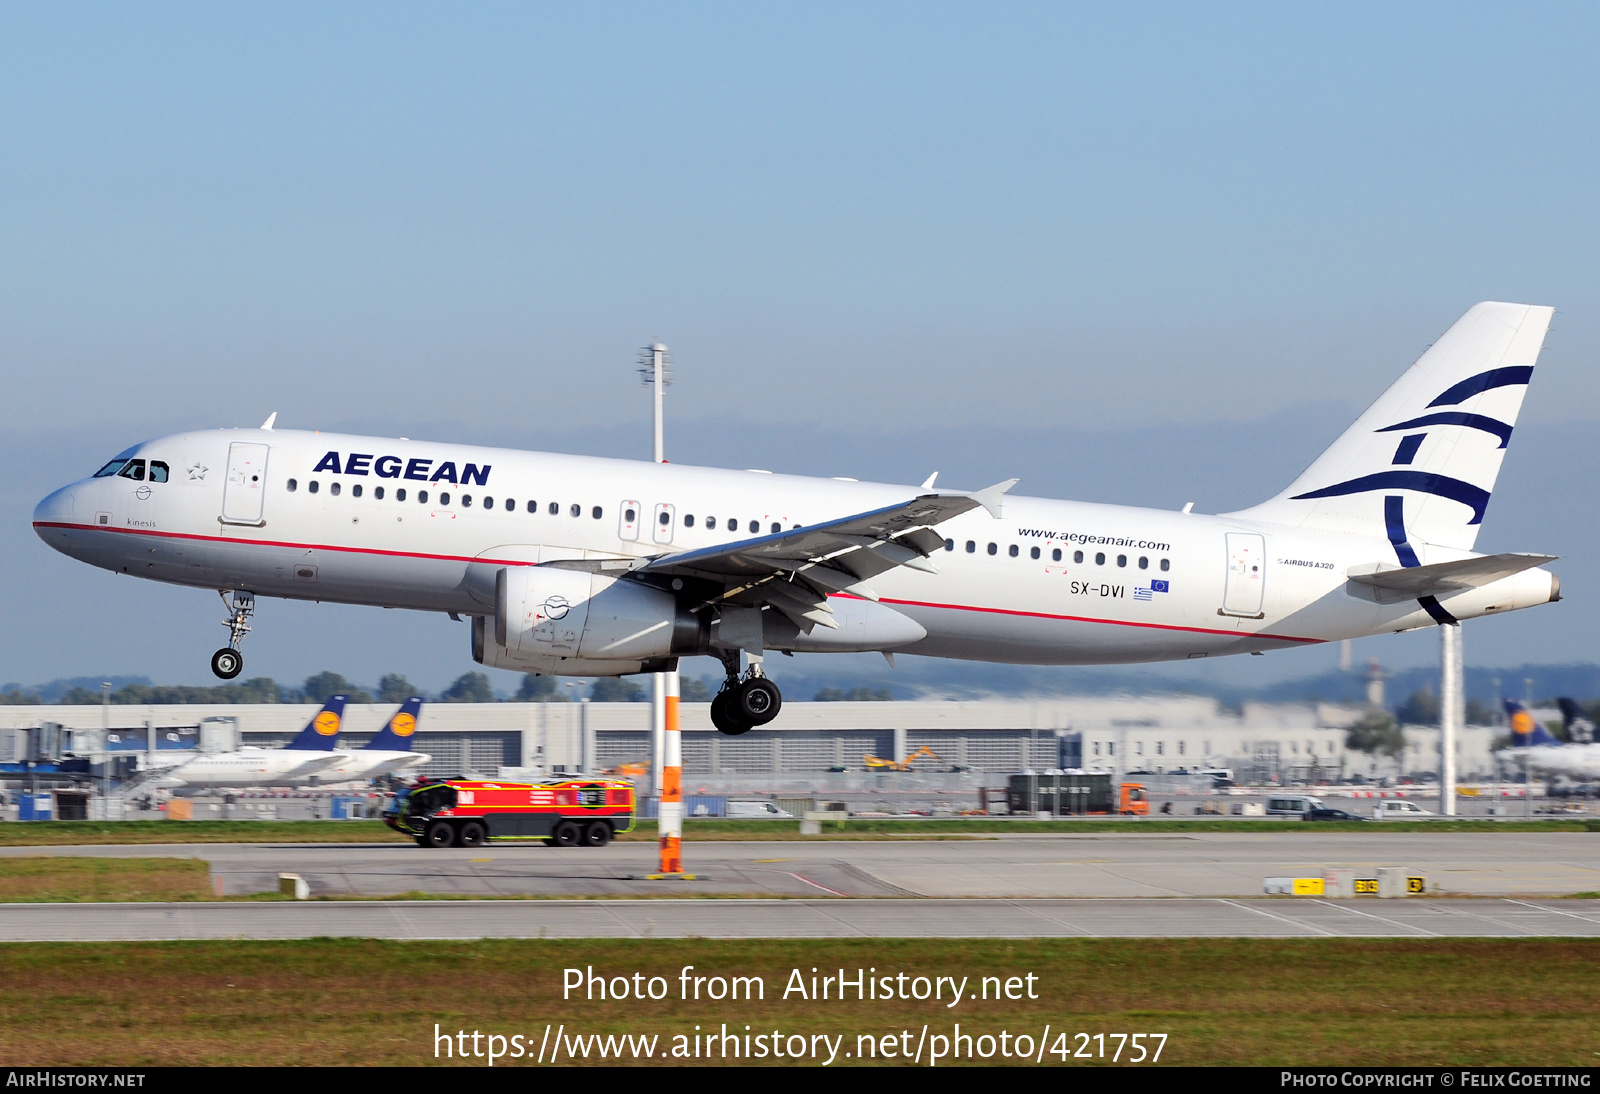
[656,670,684,875]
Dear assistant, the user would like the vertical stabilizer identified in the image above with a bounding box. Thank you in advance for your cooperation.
[1226,302,1553,554]
[1505,700,1561,747]
[365,697,423,752]
[1557,698,1596,744]
[285,695,347,751]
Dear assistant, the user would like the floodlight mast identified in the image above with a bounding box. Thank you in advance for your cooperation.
[639,341,685,877]
[638,342,671,464]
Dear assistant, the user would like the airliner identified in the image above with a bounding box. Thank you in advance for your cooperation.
[1501,700,1600,780]
[34,302,1562,735]
[156,695,350,788]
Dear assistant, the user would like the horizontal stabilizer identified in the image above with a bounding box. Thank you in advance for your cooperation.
[1346,552,1556,600]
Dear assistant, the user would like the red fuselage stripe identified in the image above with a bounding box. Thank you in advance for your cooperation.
[34,520,1321,644]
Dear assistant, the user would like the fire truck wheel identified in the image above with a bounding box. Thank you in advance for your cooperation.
[583,821,612,847]
[552,821,581,848]
[458,821,487,848]
[425,820,457,848]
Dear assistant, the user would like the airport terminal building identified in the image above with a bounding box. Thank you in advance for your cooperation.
[0,695,1508,787]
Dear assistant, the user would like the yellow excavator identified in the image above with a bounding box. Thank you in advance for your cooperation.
[863,746,941,772]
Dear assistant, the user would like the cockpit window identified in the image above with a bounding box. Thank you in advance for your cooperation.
[148,461,169,483]
[93,460,129,478]
[116,460,147,481]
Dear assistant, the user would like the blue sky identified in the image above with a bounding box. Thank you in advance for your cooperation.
[3,3,1598,691]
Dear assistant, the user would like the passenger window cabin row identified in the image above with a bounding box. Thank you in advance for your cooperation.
[286,478,603,517]
[286,481,792,536]
[944,538,1171,572]
[281,480,1161,569]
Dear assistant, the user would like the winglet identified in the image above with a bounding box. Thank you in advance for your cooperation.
[920,471,939,490]
[260,412,278,430]
[967,478,1020,519]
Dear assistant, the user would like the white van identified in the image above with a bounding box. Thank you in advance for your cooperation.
[1372,800,1435,820]
[727,800,794,819]
[1265,795,1327,816]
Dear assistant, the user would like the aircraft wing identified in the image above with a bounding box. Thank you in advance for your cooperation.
[283,752,354,779]
[636,479,1018,632]
[1346,553,1556,601]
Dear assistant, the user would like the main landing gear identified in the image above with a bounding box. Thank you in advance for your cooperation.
[210,590,255,680]
[710,652,783,736]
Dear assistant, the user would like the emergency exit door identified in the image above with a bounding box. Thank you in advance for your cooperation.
[1222,532,1266,617]
[652,503,675,545]
[221,443,270,526]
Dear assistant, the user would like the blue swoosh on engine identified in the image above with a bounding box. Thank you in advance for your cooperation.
[1291,471,1491,524]
[1374,412,1513,448]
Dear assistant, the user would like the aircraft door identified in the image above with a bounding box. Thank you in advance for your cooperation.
[618,500,640,541]
[221,443,270,526]
[1221,532,1266,617]
[652,503,675,545]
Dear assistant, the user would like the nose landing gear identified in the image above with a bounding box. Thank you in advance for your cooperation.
[211,590,255,680]
[709,652,783,736]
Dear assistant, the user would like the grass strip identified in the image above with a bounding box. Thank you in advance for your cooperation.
[0,937,1593,1066]
[0,857,214,902]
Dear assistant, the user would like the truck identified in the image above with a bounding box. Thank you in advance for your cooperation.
[1005,773,1149,816]
[383,777,636,848]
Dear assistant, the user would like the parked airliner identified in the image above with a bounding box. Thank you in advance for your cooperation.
[155,696,350,788]
[1501,699,1600,780]
[34,302,1561,734]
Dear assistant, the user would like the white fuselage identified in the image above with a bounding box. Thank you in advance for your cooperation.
[309,750,431,783]
[154,746,347,789]
[1504,745,1600,781]
[33,427,1560,669]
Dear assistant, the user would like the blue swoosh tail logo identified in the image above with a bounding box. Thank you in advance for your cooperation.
[1427,366,1532,408]
[1291,471,1490,524]
[1375,412,1513,448]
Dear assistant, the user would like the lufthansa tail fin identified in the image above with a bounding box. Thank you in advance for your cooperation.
[365,697,423,752]
[285,695,348,751]
[1504,699,1562,747]
[1556,698,1596,744]
[1226,302,1553,553]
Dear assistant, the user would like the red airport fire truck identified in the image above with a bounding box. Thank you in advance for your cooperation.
[384,777,636,848]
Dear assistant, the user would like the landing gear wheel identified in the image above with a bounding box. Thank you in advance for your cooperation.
[425,820,456,848]
[711,690,753,736]
[210,648,243,680]
[213,591,255,680]
[552,820,581,848]
[458,821,487,848]
[733,677,782,726]
[583,821,612,848]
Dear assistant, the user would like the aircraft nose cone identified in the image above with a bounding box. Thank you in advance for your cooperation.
[33,485,77,527]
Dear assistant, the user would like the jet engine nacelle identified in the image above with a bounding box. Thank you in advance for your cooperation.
[472,565,702,676]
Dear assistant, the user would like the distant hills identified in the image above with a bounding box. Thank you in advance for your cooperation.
[9,660,1598,708]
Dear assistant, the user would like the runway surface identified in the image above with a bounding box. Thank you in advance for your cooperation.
[3,832,1598,939]
[2,831,1596,899]
[1,896,1597,940]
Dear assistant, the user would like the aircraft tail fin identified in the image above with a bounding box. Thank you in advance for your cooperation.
[285,695,348,750]
[1504,699,1562,747]
[1225,302,1553,554]
[1556,698,1596,744]
[365,697,423,751]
